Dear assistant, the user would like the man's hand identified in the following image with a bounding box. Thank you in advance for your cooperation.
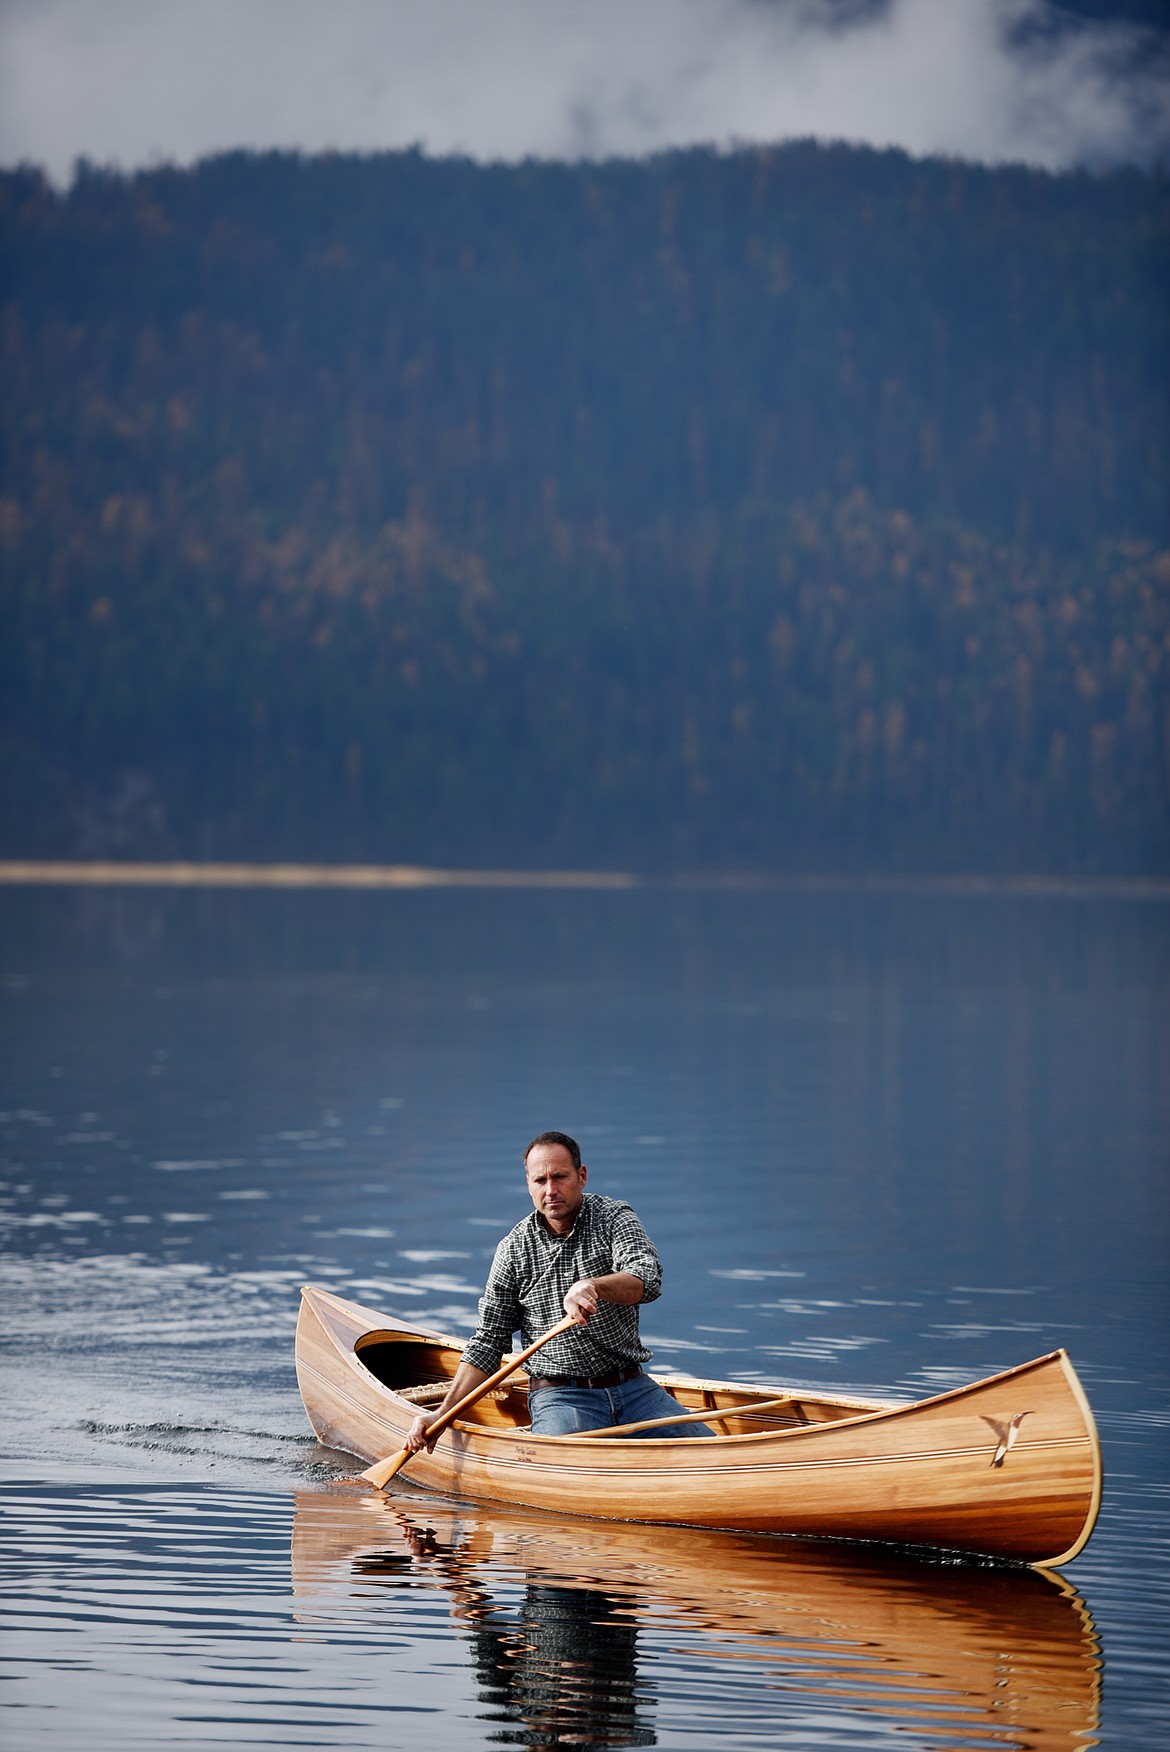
[404,1409,442,1454]
[564,1277,599,1324]
[401,1360,491,1453]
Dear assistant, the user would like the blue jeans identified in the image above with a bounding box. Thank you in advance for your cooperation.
[528,1371,714,1438]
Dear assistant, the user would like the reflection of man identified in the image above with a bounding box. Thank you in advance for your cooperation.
[469,1581,656,1749]
[406,1130,712,1446]
[372,1516,656,1748]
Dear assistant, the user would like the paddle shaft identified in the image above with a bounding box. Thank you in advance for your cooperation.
[360,1311,579,1488]
[573,1393,797,1439]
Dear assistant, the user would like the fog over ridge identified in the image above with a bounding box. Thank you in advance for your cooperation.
[0,0,1166,182]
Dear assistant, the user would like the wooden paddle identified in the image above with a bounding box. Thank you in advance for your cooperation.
[359,1311,579,1489]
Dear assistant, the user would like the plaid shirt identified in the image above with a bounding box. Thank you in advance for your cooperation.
[461,1193,663,1378]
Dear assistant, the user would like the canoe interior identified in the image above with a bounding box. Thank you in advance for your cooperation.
[353,1330,893,1436]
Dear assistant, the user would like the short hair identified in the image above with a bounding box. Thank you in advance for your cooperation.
[524,1130,581,1171]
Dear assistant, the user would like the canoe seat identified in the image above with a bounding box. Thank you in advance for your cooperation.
[398,1382,512,1407]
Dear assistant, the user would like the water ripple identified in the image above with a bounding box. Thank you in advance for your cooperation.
[4,1479,1110,1752]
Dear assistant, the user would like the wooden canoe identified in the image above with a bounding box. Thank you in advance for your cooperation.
[296,1284,1102,1566]
[291,1489,1102,1749]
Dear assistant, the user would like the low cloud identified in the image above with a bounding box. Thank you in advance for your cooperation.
[0,0,1166,181]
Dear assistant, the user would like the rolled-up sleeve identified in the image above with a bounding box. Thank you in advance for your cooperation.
[460,1236,521,1374]
[610,1205,662,1304]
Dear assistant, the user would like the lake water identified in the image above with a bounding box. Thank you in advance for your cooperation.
[2,883,1167,1749]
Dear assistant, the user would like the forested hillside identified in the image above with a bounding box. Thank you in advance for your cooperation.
[1,143,1167,871]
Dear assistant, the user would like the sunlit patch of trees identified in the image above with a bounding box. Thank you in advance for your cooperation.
[1,144,1166,870]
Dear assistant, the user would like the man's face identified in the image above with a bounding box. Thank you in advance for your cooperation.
[525,1142,587,1235]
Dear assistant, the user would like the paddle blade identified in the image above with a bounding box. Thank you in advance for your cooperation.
[360,1445,412,1490]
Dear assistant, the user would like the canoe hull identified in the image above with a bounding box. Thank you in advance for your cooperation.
[296,1284,1101,1565]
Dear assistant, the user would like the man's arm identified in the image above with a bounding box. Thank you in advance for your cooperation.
[608,1205,662,1305]
[563,1272,644,1323]
[405,1234,523,1453]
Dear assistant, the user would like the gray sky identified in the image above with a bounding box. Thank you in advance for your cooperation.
[1,0,1166,182]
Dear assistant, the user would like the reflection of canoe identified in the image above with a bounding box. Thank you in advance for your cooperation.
[296,1285,1102,1565]
[290,1488,1102,1751]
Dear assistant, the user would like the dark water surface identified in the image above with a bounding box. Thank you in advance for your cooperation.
[1,886,1167,1748]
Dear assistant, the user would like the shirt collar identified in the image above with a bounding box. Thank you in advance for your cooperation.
[534,1193,588,1241]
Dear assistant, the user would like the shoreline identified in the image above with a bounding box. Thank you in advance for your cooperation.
[0,860,1165,900]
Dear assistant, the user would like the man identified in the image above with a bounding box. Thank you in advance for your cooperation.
[405,1130,712,1448]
